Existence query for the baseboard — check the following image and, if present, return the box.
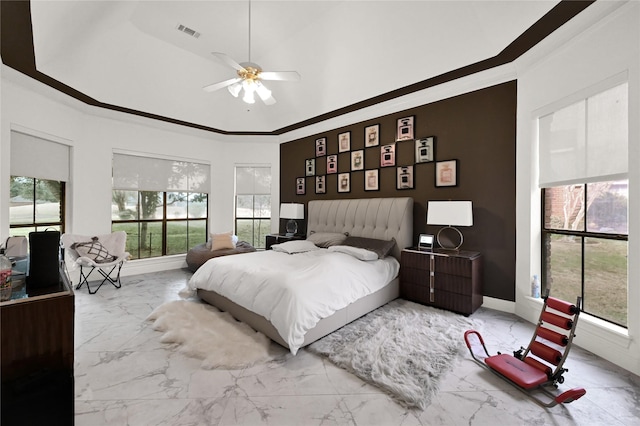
[482,296,515,313]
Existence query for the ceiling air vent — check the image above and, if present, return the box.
[176,24,201,39]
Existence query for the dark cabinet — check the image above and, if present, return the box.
[1,269,75,425]
[400,248,483,315]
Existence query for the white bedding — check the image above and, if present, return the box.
[188,249,399,354]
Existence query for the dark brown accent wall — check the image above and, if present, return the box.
[280,81,517,301]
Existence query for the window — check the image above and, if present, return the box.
[235,166,271,249]
[111,153,210,259]
[539,81,628,327]
[9,177,65,236]
[9,131,69,237]
[542,181,628,326]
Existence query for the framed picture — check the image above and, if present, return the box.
[305,158,315,176]
[315,137,326,157]
[327,154,338,174]
[351,150,364,171]
[365,124,380,147]
[396,116,414,141]
[315,175,326,194]
[435,159,458,187]
[380,144,395,167]
[338,173,350,193]
[415,137,435,163]
[338,131,351,153]
[365,169,379,191]
[396,165,414,190]
[296,177,306,195]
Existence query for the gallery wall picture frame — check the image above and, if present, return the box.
[380,144,396,167]
[296,177,306,195]
[396,165,414,190]
[338,173,351,193]
[305,158,316,176]
[327,154,338,174]
[415,136,435,163]
[365,169,379,191]
[435,159,458,187]
[351,150,364,171]
[315,137,327,157]
[315,175,326,194]
[338,131,351,153]
[396,116,414,141]
[365,124,380,147]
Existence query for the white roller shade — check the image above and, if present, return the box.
[113,153,210,193]
[235,166,271,195]
[538,82,628,187]
[11,131,70,182]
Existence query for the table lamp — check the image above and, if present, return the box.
[280,203,304,236]
[426,201,473,250]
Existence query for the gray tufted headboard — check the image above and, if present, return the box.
[306,197,414,260]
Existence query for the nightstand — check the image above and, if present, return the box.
[400,248,483,315]
[265,234,305,250]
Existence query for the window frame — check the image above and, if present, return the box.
[9,176,66,235]
[111,190,208,259]
[541,183,628,327]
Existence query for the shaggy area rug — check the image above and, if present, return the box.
[308,299,478,410]
[147,300,284,369]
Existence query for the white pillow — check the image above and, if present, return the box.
[271,240,320,254]
[328,245,378,261]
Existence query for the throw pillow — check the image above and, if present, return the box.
[71,237,116,264]
[342,236,396,259]
[211,232,236,251]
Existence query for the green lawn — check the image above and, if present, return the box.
[548,236,627,326]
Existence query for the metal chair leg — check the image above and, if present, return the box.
[75,263,124,294]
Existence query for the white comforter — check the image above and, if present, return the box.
[188,249,399,354]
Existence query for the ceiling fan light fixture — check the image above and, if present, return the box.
[255,81,272,101]
[228,82,242,97]
[242,80,256,104]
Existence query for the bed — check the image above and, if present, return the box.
[188,197,413,354]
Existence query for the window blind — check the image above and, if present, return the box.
[235,166,271,195]
[538,82,628,187]
[112,152,210,193]
[11,131,70,182]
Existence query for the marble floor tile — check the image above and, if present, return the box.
[74,268,640,425]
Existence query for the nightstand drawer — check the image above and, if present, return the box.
[400,282,478,315]
[400,268,474,296]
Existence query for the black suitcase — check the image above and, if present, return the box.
[28,230,60,288]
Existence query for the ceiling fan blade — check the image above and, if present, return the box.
[202,77,241,92]
[211,52,245,72]
[260,71,301,81]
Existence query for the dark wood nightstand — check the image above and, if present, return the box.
[265,234,306,250]
[400,248,483,315]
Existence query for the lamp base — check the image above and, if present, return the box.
[436,226,464,251]
[285,219,298,237]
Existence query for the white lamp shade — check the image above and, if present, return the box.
[280,203,304,220]
[427,201,473,226]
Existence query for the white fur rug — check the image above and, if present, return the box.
[308,299,479,410]
[147,300,283,369]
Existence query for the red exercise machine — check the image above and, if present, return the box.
[464,290,586,408]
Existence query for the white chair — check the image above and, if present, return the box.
[61,231,129,294]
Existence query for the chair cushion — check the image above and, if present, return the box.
[485,354,548,389]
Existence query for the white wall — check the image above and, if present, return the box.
[0,66,280,276]
[515,1,640,375]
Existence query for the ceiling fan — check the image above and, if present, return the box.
[202,2,301,105]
